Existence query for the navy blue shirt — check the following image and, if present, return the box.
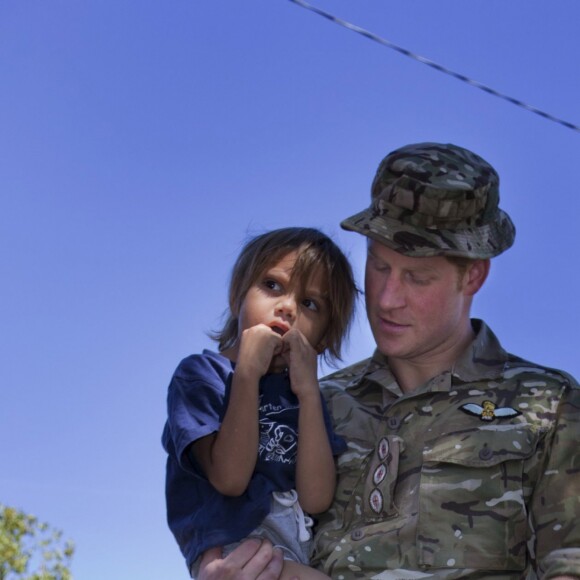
[162,350,346,569]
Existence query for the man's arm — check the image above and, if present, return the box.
[532,379,580,578]
[197,540,284,580]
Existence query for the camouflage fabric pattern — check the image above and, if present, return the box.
[341,143,516,258]
[311,320,580,579]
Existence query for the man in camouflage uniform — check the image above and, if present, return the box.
[197,142,580,580]
[311,142,580,579]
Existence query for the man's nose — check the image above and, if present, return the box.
[377,276,406,309]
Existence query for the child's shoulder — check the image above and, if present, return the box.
[173,349,233,382]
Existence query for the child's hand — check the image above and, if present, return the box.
[281,328,319,399]
[236,324,284,379]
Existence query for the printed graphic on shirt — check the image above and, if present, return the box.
[258,407,298,464]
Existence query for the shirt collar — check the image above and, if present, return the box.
[451,319,509,383]
[345,319,508,394]
[346,350,403,399]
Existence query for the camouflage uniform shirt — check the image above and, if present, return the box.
[312,320,580,579]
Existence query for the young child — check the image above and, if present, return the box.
[162,227,357,579]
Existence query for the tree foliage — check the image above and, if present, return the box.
[0,505,74,580]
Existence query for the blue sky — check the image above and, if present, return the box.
[1,1,579,578]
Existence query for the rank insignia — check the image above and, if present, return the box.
[369,488,384,514]
[460,400,521,422]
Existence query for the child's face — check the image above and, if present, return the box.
[234,250,330,360]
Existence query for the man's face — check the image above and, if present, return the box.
[365,241,472,363]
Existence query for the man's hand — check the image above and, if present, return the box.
[198,539,284,580]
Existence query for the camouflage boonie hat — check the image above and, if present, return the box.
[341,142,516,258]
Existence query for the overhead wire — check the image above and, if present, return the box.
[287,0,580,134]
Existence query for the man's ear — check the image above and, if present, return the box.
[463,259,490,296]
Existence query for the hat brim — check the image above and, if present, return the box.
[341,208,515,259]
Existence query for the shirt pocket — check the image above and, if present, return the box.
[417,425,538,571]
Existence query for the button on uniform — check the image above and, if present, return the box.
[387,416,401,431]
[479,446,493,460]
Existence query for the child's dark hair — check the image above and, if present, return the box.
[212,227,358,364]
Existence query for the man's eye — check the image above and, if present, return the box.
[410,275,430,286]
[302,298,319,312]
[371,260,390,273]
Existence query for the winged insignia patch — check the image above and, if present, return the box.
[460,400,521,422]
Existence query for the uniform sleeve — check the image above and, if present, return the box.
[164,355,229,472]
[531,380,580,578]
